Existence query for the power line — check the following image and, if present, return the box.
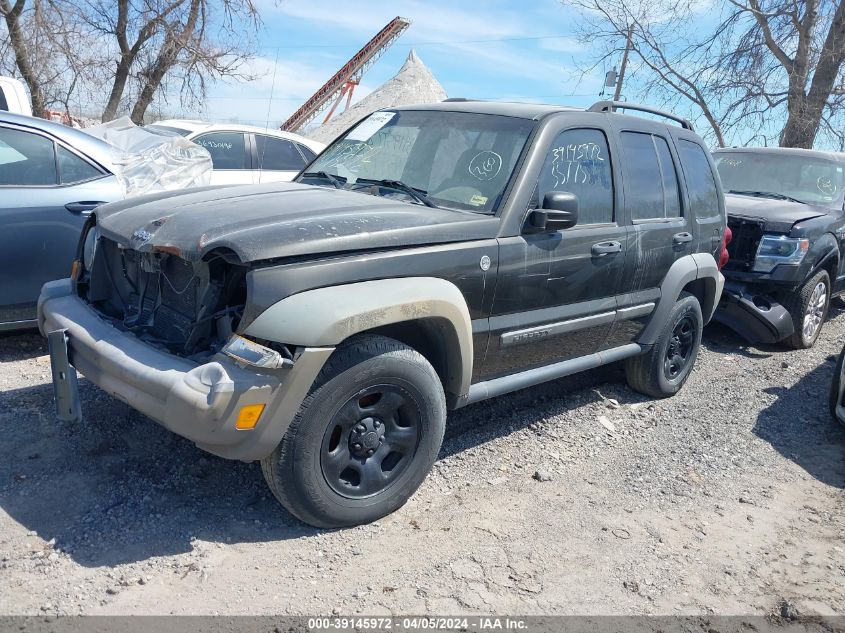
[202,93,597,101]
[258,34,571,50]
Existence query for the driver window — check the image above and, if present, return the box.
[537,128,614,225]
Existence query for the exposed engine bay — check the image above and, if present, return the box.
[79,234,249,360]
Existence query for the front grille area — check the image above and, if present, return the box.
[725,217,764,272]
[84,238,248,357]
[120,248,203,344]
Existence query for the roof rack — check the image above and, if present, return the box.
[588,100,694,131]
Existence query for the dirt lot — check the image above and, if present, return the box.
[0,312,843,617]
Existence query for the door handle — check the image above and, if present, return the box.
[591,241,622,256]
[673,232,694,245]
[65,201,104,216]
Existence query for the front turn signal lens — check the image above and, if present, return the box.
[236,404,265,430]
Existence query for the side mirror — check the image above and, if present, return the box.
[526,192,579,232]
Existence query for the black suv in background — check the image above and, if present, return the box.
[713,147,845,348]
[40,100,727,527]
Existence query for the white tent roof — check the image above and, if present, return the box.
[308,50,447,144]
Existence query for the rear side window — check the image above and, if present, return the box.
[194,132,248,170]
[537,128,614,225]
[654,137,682,217]
[255,134,306,171]
[57,145,102,184]
[0,127,57,186]
[620,131,682,220]
[678,139,720,218]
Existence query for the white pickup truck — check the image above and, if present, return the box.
[0,76,32,116]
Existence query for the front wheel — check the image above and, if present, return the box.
[625,292,703,398]
[829,345,845,428]
[785,270,830,349]
[261,335,446,529]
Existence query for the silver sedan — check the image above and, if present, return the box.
[0,112,123,330]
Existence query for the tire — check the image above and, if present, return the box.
[828,345,845,428]
[625,292,703,399]
[785,270,830,350]
[260,334,446,529]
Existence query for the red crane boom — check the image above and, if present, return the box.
[280,16,411,133]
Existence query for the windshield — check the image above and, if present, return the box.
[299,110,535,213]
[714,151,845,206]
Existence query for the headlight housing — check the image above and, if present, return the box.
[82,226,99,272]
[221,335,290,369]
[753,235,809,273]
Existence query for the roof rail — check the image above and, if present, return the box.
[588,100,694,131]
[443,97,474,102]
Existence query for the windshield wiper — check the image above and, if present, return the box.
[356,178,438,208]
[728,190,806,204]
[301,171,345,189]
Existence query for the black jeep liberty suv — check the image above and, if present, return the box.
[713,147,845,349]
[39,100,727,528]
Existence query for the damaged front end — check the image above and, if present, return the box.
[712,280,794,344]
[37,216,334,461]
[78,219,253,362]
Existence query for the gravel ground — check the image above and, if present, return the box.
[0,312,843,617]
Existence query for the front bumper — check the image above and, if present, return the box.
[38,279,333,461]
[712,280,794,344]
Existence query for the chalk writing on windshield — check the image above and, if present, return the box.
[818,176,837,196]
[468,151,503,181]
[320,141,379,173]
[319,130,416,174]
[550,142,607,188]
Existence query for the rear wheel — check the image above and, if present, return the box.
[785,270,830,349]
[261,335,446,528]
[625,292,703,398]
[829,345,845,428]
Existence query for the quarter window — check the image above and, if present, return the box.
[57,145,102,184]
[620,131,682,221]
[678,139,720,218]
[537,128,614,225]
[193,132,248,170]
[255,135,306,171]
[298,144,316,163]
[0,127,57,186]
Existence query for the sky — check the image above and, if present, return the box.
[174,0,612,130]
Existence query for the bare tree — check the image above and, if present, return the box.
[568,0,730,146]
[79,0,185,122]
[1,0,260,124]
[567,0,845,148]
[724,0,845,148]
[78,0,260,123]
[0,0,99,118]
[131,0,259,123]
[1,0,48,115]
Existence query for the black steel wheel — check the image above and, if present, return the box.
[320,385,421,499]
[664,315,696,380]
[261,335,446,529]
[626,292,703,399]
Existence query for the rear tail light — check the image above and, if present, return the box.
[718,225,732,270]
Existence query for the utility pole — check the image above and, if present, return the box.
[613,25,634,101]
